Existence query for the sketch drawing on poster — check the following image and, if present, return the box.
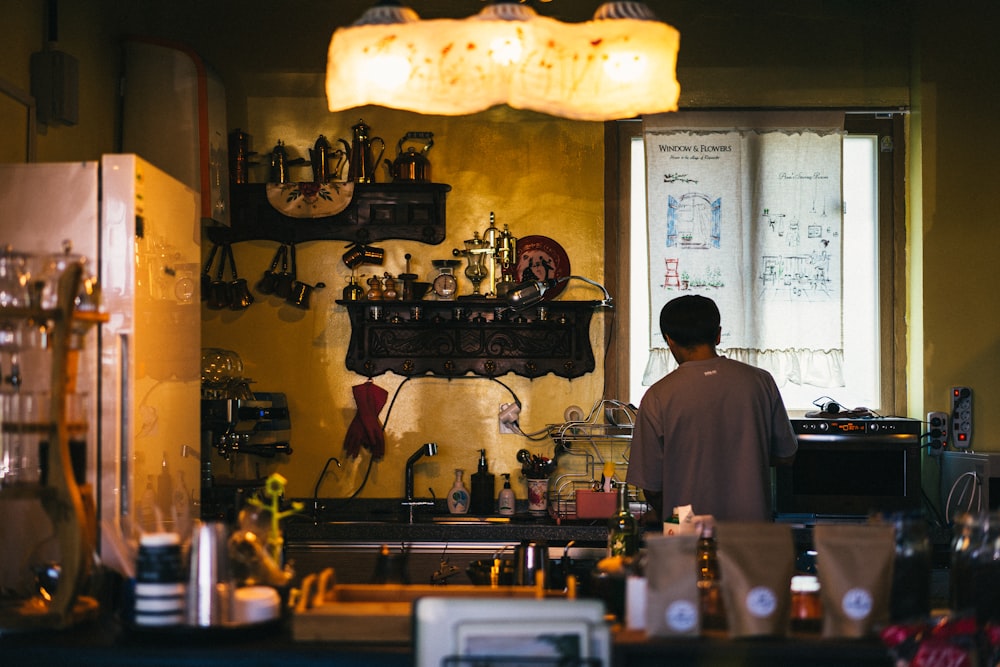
[661,192,725,291]
[645,127,841,356]
[758,207,837,301]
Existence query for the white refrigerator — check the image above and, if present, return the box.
[0,154,201,560]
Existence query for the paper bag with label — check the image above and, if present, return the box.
[813,523,894,638]
[715,522,794,638]
[645,534,701,637]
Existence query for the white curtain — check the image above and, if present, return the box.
[641,112,845,388]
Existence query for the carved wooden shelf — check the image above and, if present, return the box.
[207,182,450,245]
[336,299,599,379]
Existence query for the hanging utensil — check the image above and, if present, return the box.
[201,243,222,301]
[284,244,325,310]
[206,245,231,310]
[274,243,295,300]
[227,245,254,310]
[256,244,286,295]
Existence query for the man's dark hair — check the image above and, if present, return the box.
[659,295,721,347]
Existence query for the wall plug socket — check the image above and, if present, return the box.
[927,411,948,457]
[498,402,520,435]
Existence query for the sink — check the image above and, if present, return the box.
[429,516,511,525]
[295,498,515,525]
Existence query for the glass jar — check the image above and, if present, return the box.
[950,511,1000,623]
[790,574,822,633]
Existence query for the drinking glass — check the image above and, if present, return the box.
[0,391,48,486]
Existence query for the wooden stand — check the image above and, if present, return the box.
[0,265,106,630]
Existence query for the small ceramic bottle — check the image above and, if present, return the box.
[447,469,470,514]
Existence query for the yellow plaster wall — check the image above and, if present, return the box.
[201,106,607,500]
[0,0,119,163]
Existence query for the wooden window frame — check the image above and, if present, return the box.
[603,113,906,414]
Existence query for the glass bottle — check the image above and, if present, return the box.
[950,511,1000,623]
[888,512,932,622]
[342,275,363,301]
[697,522,726,630]
[607,481,638,558]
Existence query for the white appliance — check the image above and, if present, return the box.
[0,154,201,558]
[939,450,1000,520]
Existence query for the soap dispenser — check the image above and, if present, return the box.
[470,448,495,515]
[447,469,470,514]
[498,473,516,516]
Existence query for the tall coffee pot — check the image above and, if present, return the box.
[347,119,385,184]
[310,135,351,182]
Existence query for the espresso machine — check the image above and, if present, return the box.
[200,390,292,520]
[199,348,293,519]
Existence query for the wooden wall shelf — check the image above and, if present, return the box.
[206,182,450,245]
[337,299,599,379]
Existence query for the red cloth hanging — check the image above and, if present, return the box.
[343,381,388,460]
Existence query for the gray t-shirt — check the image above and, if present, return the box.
[626,356,798,521]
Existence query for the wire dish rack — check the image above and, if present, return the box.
[547,400,642,524]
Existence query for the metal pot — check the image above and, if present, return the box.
[371,544,409,584]
[514,540,549,586]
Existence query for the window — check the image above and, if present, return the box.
[604,113,905,414]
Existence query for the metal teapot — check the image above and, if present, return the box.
[384,131,434,182]
[347,118,385,184]
[309,134,350,182]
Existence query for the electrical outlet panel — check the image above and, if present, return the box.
[951,386,973,449]
[498,402,520,435]
[927,411,948,455]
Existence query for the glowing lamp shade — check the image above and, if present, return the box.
[512,15,680,121]
[326,2,680,121]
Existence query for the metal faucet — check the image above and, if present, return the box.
[403,442,438,521]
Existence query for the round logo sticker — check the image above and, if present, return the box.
[745,586,777,618]
[666,600,698,632]
[842,587,873,620]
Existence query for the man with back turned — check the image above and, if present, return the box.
[626,295,797,522]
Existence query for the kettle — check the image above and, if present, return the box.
[347,118,385,184]
[309,134,351,182]
[384,131,434,182]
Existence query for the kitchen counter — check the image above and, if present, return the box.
[284,509,609,546]
[283,500,611,586]
[0,616,894,667]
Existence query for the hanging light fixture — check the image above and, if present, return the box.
[325,0,680,121]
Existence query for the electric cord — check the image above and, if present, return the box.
[510,421,559,441]
[944,471,982,522]
[312,456,342,500]
[512,307,617,439]
[920,485,948,530]
[384,375,522,428]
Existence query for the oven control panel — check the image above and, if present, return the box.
[792,418,922,437]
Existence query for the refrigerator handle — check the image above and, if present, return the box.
[118,332,131,523]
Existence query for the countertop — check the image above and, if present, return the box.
[0,615,894,667]
[284,498,611,547]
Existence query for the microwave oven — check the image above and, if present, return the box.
[773,418,923,522]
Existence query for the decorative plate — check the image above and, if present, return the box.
[514,235,571,300]
[265,180,355,218]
